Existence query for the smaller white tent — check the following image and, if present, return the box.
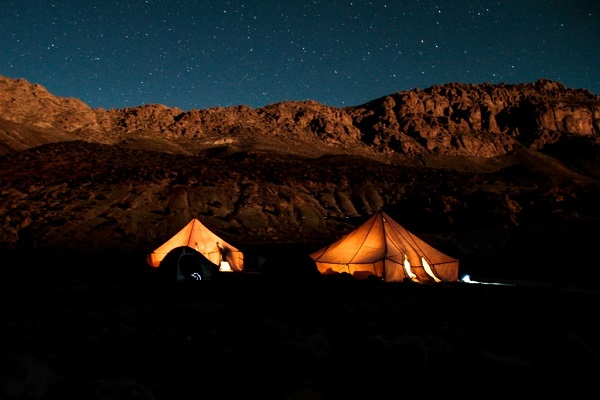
[146,218,244,272]
[310,211,459,283]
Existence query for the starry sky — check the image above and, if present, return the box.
[1,1,598,111]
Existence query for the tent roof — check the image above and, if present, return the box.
[310,211,459,283]
[146,218,244,271]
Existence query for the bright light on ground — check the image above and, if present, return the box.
[461,274,514,286]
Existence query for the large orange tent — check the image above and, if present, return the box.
[146,218,244,272]
[309,211,458,283]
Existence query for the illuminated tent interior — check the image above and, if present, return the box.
[146,218,244,272]
[310,211,459,283]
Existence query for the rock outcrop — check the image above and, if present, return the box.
[1,75,599,161]
[1,75,599,281]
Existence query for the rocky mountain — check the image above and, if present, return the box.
[1,75,599,282]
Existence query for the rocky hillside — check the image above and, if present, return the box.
[1,75,599,281]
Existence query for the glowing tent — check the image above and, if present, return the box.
[146,218,244,272]
[309,211,459,283]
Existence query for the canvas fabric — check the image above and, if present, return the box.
[310,211,458,283]
[147,218,244,271]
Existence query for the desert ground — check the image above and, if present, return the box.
[1,249,599,400]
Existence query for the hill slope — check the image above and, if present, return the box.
[1,75,599,282]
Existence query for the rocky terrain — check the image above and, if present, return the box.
[1,75,600,399]
[1,75,599,282]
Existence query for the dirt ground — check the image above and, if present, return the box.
[1,253,599,400]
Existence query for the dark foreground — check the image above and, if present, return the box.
[1,254,599,399]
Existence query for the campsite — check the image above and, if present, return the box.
[2,228,599,399]
[1,76,600,399]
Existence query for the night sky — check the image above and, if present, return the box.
[1,1,598,111]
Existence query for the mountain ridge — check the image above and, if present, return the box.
[1,75,599,164]
[1,75,599,282]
